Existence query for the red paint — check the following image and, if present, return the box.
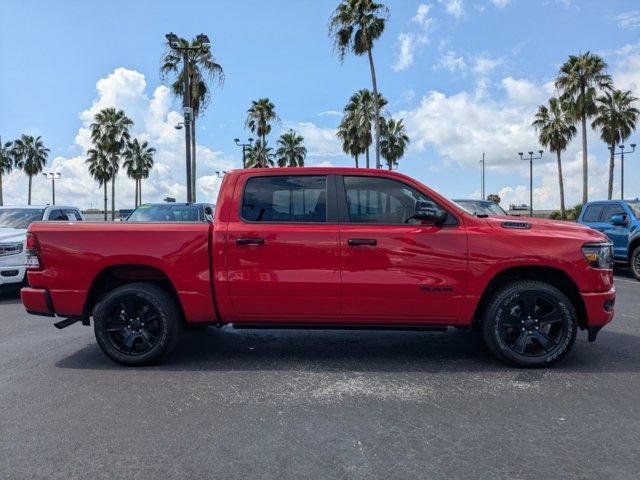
[22,168,615,331]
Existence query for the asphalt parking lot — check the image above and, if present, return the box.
[1,272,639,480]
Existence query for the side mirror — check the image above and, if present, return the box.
[203,206,214,222]
[414,200,447,225]
[610,214,627,226]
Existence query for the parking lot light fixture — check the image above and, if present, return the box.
[519,150,543,217]
[234,138,254,168]
[42,172,61,205]
[611,143,636,199]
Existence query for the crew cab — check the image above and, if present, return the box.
[577,199,640,281]
[21,168,615,367]
[0,205,83,286]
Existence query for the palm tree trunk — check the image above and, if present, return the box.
[607,144,615,200]
[134,178,139,208]
[103,183,108,221]
[138,179,142,205]
[367,47,381,170]
[111,177,116,221]
[365,146,370,169]
[354,154,359,168]
[28,175,32,205]
[191,119,197,202]
[556,150,566,219]
[581,114,588,205]
[0,172,3,206]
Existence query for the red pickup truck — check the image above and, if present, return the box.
[21,168,615,367]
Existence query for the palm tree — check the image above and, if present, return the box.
[380,118,409,170]
[329,0,388,169]
[245,139,274,168]
[275,130,306,167]
[160,36,224,200]
[341,89,387,168]
[532,97,577,219]
[123,138,156,207]
[86,146,111,221]
[246,98,277,144]
[591,89,639,199]
[13,135,49,205]
[0,137,14,206]
[90,108,133,220]
[337,117,363,167]
[555,52,612,203]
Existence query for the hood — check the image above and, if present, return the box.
[0,227,27,244]
[483,216,608,243]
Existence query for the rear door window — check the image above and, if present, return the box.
[242,176,327,223]
[64,210,82,221]
[582,205,604,223]
[48,209,67,221]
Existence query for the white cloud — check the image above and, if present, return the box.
[3,68,236,209]
[434,50,467,72]
[489,0,511,8]
[412,4,433,27]
[393,4,434,72]
[282,121,343,157]
[472,53,504,75]
[614,11,640,29]
[438,0,464,19]
[317,110,342,117]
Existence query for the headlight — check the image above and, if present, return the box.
[0,242,24,257]
[582,243,613,269]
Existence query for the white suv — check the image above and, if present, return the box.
[0,205,84,286]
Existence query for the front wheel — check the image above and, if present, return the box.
[631,246,640,281]
[481,280,577,368]
[93,283,180,366]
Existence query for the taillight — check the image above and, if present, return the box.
[25,233,42,270]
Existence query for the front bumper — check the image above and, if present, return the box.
[581,286,616,327]
[21,287,54,317]
[0,265,26,286]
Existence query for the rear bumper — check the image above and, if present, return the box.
[581,287,616,327]
[21,287,54,317]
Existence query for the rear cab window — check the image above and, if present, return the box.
[582,204,604,223]
[242,175,328,223]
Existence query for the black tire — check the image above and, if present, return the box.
[481,280,577,368]
[631,246,640,282]
[93,283,180,366]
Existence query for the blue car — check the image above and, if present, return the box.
[577,199,640,280]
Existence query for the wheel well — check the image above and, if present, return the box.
[474,266,587,329]
[83,265,185,323]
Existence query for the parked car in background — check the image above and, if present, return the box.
[22,168,615,368]
[453,199,508,217]
[577,200,640,281]
[0,206,83,286]
[125,203,214,222]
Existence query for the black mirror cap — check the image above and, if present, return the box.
[414,200,448,225]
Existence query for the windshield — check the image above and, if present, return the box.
[454,201,506,217]
[126,204,201,222]
[0,209,45,229]
[627,202,640,218]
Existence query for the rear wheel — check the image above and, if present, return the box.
[631,246,640,281]
[481,280,577,368]
[93,283,180,366]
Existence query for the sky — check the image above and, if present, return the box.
[1,0,640,210]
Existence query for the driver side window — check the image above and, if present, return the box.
[343,176,451,225]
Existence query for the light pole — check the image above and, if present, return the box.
[610,143,636,199]
[234,138,254,168]
[42,172,61,205]
[519,150,543,217]
[166,32,210,202]
[480,153,486,200]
